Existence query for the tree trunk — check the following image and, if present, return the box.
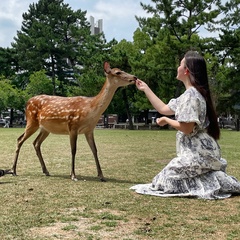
[237,118,239,131]
[51,54,56,95]
[122,89,134,130]
[143,109,149,125]
[10,108,14,127]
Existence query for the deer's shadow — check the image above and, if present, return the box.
[0,181,14,185]
[49,174,140,184]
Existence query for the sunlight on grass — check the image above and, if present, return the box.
[0,128,239,239]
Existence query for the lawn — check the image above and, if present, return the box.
[0,128,240,240]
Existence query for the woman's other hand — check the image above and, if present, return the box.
[156,117,168,126]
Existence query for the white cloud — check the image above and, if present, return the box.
[0,0,38,25]
[0,0,151,47]
[0,0,39,47]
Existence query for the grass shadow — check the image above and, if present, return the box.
[49,174,140,184]
[0,181,14,184]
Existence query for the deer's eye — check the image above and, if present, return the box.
[116,71,121,75]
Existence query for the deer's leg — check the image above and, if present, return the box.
[85,131,105,181]
[12,124,39,175]
[69,132,78,181]
[33,129,50,176]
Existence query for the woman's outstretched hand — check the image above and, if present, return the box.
[135,79,149,92]
[136,79,174,119]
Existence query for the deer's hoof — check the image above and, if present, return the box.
[100,177,106,182]
[71,175,78,181]
[10,169,17,176]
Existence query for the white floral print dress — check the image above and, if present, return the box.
[130,87,240,199]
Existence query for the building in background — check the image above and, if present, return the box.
[89,16,103,35]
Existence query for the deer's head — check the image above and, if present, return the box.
[104,62,137,87]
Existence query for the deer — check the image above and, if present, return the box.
[11,62,137,181]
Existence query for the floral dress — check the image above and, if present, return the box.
[130,87,240,199]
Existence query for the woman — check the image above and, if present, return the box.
[131,51,240,199]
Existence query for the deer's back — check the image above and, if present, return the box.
[26,95,97,134]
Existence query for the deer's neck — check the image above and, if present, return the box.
[92,78,118,114]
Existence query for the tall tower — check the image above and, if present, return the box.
[89,16,103,35]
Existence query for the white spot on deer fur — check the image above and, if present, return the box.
[73,116,80,120]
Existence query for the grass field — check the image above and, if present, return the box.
[0,128,240,240]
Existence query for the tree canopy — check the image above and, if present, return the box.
[130,0,240,119]
[12,0,108,96]
[0,0,240,126]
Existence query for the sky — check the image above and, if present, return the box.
[0,0,153,48]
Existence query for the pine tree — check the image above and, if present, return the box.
[13,0,92,96]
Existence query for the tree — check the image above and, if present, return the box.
[25,70,55,97]
[12,0,96,96]
[138,0,221,43]
[131,0,222,119]
[107,39,140,128]
[0,77,26,125]
[213,0,240,117]
[0,47,19,78]
[71,36,117,97]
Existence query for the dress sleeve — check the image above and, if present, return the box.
[167,98,177,112]
[176,91,201,125]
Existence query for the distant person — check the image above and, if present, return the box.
[219,116,224,129]
[131,51,240,199]
[4,121,9,128]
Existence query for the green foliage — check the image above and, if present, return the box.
[218,0,240,28]
[0,47,18,77]
[73,69,105,97]
[204,0,240,115]
[138,0,221,43]
[0,0,240,119]
[132,0,240,117]
[72,35,116,97]
[131,0,222,112]
[12,0,98,96]
[106,40,140,124]
[25,70,55,97]
[0,77,25,112]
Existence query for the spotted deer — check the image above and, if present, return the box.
[11,62,137,181]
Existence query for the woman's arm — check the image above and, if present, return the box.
[157,117,195,135]
[136,79,174,116]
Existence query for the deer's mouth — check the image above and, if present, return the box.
[128,79,136,85]
[129,77,137,83]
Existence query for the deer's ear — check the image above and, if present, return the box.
[104,62,111,74]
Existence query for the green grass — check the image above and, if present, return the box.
[0,128,240,240]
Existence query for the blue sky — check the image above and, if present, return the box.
[0,0,152,48]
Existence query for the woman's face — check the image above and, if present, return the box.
[176,58,188,81]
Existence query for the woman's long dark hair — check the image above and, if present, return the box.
[184,51,220,140]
